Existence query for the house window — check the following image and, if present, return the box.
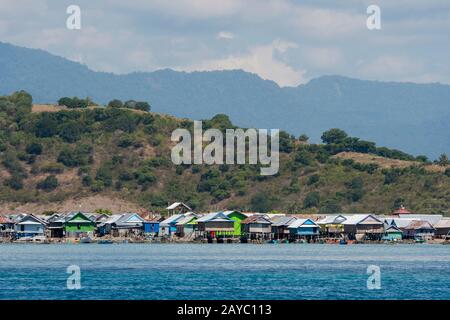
[21,225,25,231]
[77,223,81,230]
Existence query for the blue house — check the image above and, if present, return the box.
[143,219,160,235]
[288,218,320,240]
[160,213,192,236]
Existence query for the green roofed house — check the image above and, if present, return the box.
[64,211,95,238]
[197,212,235,239]
[223,210,248,237]
[382,225,403,241]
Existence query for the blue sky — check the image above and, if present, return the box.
[1,0,449,86]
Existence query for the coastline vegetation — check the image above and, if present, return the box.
[0,91,449,216]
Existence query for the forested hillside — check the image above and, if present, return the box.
[0,92,449,215]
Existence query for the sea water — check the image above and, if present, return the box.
[0,243,449,300]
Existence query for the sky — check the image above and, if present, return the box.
[0,0,449,87]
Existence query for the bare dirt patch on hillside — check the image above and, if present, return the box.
[0,195,149,215]
[333,152,448,172]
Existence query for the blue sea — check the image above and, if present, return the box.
[0,243,449,300]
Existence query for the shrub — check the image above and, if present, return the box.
[445,168,450,177]
[250,191,275,212]
[118,170,134,181]
[307,174,320,185]
[26,142,43,155]
[4,175,23,190]
[59,121,83,143]
[304,192,320,208]
[95,166,113,187]
[82,175,93,187]
[57,145,92,167]
[319,198,342,213]
[90,181,104,192]
[41,163,65,174]
[37,175,59,191]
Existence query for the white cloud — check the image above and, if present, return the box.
[303,47,343,69]
[217,31,234,40]
[111,0,244,18]
[357,55,424,80]
[181,40,306,87]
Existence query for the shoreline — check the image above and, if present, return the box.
[1,238,449,245]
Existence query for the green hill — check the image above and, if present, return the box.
[0,92,449,215]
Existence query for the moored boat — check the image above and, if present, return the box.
[80,236,93,243]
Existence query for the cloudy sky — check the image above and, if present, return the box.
[1,0,449,86]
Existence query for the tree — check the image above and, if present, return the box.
[416,155,428,163]
[321,128,348,144]
[134,101,151,111]
[295,149,314,165]
[319,198,342,213]
[34,113,58,137]
[250,191,275,212]
[303,192,320,208]
[298,134,309,142]
[124,100,137,109]
[37,175,58,191]
[438,153,449,166]
[57,97,72,107]
[57,97,88,108]
[107,99,123,108]
[279,131,294,153]
[59,121,83,143]
[26,142,43,155]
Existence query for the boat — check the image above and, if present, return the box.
[97,239,113,244]
[79,236,93,243]
[339,239,348,245]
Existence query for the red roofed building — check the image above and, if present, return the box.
[392,205,412,215]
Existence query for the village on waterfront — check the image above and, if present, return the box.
[1,202,449,245]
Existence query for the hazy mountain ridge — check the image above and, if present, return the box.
[1,41,449,158]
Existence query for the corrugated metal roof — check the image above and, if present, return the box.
[405,220,435,230]
[288,218,319,229]
[166,202,192,211]
[242,215,271,224]
[387,218,417,229]
[175,215,198,226]
[434,218,450,228]
[317,215,347,224]
[197,212,232,223]
[271,216,297,227]
[160,214,185,226]
[399,214,443,225]
[342,214,381,225]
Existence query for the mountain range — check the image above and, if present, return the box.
[0,41,449,158]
